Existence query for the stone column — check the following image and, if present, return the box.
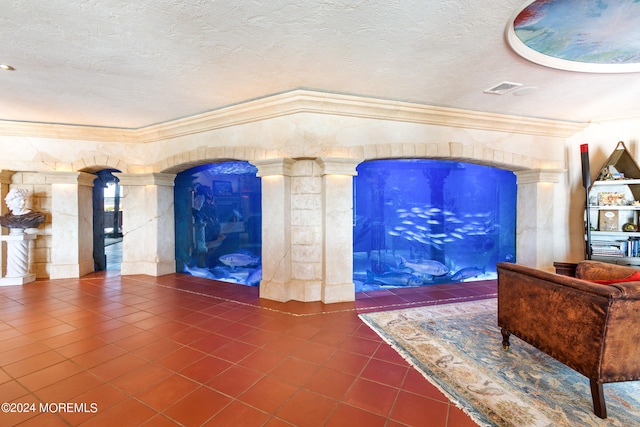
[0,170,15,276]
[254,158,294,302]
[515,169,564,271]
[317,158,360,303]
[46,171,96,279]
[116,173,176,276]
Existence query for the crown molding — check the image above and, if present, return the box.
[0,90,587,143]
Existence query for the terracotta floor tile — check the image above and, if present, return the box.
[211,339,258,362]
[290,341,335,364]
[390,390,449,427]
[155,345,206,371]
[134,374,200,412]
[91,352,149,381]
[238,376,297,413]
[361,358,409,388]
[238,347,289,374]
[179,355,233,384]
[71,344,128,369]
[34,371,104,403]
[206,365,262,397]
[275,389,338,427]
[188,332,234,353]
[325,403,387,427]
[110,362,173,394]
[17,360,84,391]
[402,368,449,402]
[269,357,319,386]
[303,366,356,400]
[342,378,399,417]
[164,386,232,426]
[322,349,369,376]
[203,400,270,427]
[55,383,128,426]
[339,335,381,357]
[4,350,67,378]
[447,405,481,427]
[77,398,156,427]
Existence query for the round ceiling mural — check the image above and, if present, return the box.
[506,0,640,73]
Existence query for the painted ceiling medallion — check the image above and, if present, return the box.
[506,0,640,73]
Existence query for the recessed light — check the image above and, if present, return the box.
[0,64,15,71]
[513,86,537,96]
[484,81,523,95]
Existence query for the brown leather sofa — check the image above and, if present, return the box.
[496,260,640,419]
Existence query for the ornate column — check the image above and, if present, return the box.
[0,170,14,277]
[254,158,294,302]
[317,158,360,303]
[46,171,96,279]
[116,173,176,276]
[515,169,565,271]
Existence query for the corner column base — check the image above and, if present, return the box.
[0,274,35,286]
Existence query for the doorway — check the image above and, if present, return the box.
[93,169,123,271]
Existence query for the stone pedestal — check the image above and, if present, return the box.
[0,229,37,286]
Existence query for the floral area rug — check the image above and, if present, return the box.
[359,299,640,427]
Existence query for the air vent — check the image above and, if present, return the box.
[484,81,523,95]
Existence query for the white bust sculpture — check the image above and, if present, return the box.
[0,189,46,229]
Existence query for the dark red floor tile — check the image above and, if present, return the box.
[179,355,233,384]
[134,374,200,412]
[275,389,338,427]
[76,398,156,427]
[323,349,369,376]
[206,365,263,397]
[361,358,409,388]
[390,390,449,427]
[203,400,270,427]
[401,369,449,402]
[238,376,297,413]
[155,346,206,371]
[303,366,356,400]
[3,350,66,378]
[325,403,387,427]
[164,386,232,426]
[109,362,173,394]
[447,405,481,427]
[268,357,319,386]
[342,378,399,417]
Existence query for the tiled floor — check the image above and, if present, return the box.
[0,272,496,426]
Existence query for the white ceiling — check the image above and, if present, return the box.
[2,0,640,130]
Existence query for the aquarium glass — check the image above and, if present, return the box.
[353,159,516,292]
[174,161,262,286]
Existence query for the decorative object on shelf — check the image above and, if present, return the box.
[598,192,626,206]
[622,223,637,232]
[598,210,619,231]
[0,189,46,286]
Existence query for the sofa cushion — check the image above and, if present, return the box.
[592,271,640,285]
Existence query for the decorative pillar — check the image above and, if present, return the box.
[515,169,564,271]
[46,172,96,279]
[317,158,360,303]
[0,170,15,277]
[116,173,176,276]
[254,159,294,302]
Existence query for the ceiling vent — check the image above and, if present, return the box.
[484,81,523,95]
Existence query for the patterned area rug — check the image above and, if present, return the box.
[359,299,640,427]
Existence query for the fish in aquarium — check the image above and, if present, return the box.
[219,252,260,268]
[450,266,485,281]
[182,263,217,280]
[365,270,423,287]
[398,257,449,276]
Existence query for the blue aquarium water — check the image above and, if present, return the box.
[174,161,262,286]
[353,159,516,292]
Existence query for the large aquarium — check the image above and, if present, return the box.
[353,159,516,292]
[174,161,262,286]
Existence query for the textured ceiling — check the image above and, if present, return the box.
[2,0,640,129]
